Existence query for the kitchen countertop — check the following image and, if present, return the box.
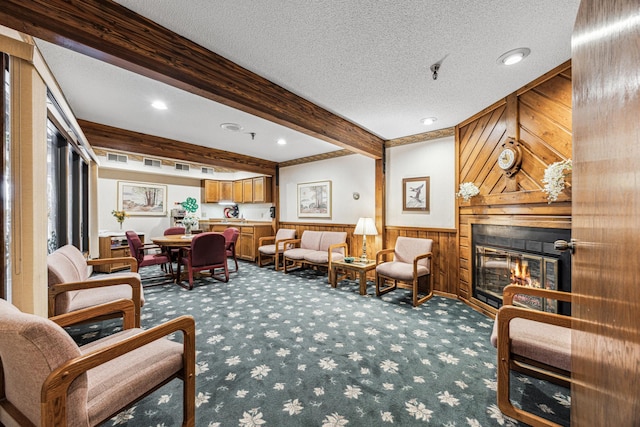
[199,219,273,226]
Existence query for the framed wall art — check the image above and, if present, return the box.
[402,176,430,212]
[297,180,332,218]
[118,181,167,216]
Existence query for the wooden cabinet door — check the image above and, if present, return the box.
[243,179,253,203]
[252,176,272,203]
[232,180,243,203]
[203,180,220,203]
[220,181,233,201]
[238,232,254,261]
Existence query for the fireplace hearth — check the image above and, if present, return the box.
[472,224,571,314]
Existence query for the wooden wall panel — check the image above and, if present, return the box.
[456,61,573,313]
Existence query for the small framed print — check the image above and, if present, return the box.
[402,177,430,212]
[297,180,331,218]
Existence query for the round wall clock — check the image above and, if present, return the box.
[497,139,522,176]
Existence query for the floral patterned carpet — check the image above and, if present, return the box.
[71,262,570,426]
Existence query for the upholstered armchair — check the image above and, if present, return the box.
[375,236,434,306]
[0,298,195,427]
[491,284,572,427]
[179,232,229,289]
[126,230,173,280]
[47,244,144,327]
[222,227,240,273]
[257,228,297,270]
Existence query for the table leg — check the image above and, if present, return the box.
[359,271,367,295]
[330,265,337,288]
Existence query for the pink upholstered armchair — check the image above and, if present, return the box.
[258,228,297,270]
[375,236,434,306]
[179,232,229,289]
[222,227,240,273]
[47,244,144,327]
[0,298,195,427]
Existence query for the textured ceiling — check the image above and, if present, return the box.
[35,0,581,163]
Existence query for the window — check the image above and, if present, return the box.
[1,53,10,300]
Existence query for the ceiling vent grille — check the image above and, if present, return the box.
[201,167,214,175]
[144,158,161,168]
[107,153,128,163]
[175,163,190,172]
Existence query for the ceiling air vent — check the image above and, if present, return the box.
[201,167,214,175]
[144,158,161,168]
[107,153,127,163]
[175,163,190,172]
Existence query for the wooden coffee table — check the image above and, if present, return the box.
[330,259,376,295]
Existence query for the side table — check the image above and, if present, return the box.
[330,259,376,295]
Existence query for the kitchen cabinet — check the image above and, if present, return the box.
[242,179,253,203]
[204,223,273,262]
[232,180,243,203]
[252,176,272,203]
[203,180,233,203]
[96,233,144,273]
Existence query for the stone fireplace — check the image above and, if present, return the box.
[471,224,571,315]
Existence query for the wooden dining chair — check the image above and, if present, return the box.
[126,231,173,285]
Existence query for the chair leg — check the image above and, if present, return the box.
[412,273,433,307]
[375,274,397,296]
[274,252,280,271]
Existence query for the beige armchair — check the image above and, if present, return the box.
[375,236,434,306]
[0,298,196,427]
[47,244,144,327]
[257,228,297,270]
[491,284,572,427]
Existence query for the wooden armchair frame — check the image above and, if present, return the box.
[496,284,572,427]
[257,235,295,270]
[48,264,143,328]
[0,299,196,427]
[375,248,433,307]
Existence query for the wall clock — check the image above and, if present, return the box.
[497,138,522,177]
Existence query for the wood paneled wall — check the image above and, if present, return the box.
[279,222,458,297]
[457,60,573,313]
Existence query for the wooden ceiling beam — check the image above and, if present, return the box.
[79,120,277,176]
[0,0,383,159]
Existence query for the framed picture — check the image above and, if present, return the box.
[402,177,430,212]
[298,180,332,218]
[118,181,167,216]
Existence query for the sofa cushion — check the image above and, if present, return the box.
[303,250,345,264]
[490,315,571,372]
[319,231,347,254]
[282,248,317,260]
[299,231,323,251]
[48,244,92,286]
[376,261,429,281]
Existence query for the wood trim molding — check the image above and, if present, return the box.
[0,0,383,159]
[80,120,277,176]
[386,127,455,148]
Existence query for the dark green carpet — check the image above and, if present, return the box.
[69,262,570,426]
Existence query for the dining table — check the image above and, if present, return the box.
[151,234,195,286]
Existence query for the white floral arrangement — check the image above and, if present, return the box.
[456,182,480,202]
[182,212,199,228]
[542,159,572,203]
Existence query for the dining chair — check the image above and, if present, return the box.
[126,230,173,285]
[222,227,240,273]
[375,236,434,306]
[179,232,229,289]
[0,298,195,427]
[163,226,186,266]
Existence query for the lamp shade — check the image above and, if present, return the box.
[354,217,378,236]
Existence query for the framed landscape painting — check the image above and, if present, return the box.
[298,180,332,218]
[118,181,167,216]
[402,176,430,212]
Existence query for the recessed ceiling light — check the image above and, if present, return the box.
[277,138,287,145]
[220,123,243,132]
[151,100,168,110]
[421,117,437,126]
[497,48,531,66]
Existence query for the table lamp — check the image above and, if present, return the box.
[354,217,378,262]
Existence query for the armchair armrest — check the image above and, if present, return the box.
[413,251,433,275]
[282,238,301,249]
[48,274,142,327]
[42,315,196,426]
[375,248,396,265]
[328,242,348,257]
[502,284,572,306]
[50,299,136,330]
[87,256,138,272]
[258,235,276,246]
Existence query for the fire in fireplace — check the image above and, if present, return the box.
[472,224,571,314]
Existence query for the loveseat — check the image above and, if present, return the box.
[282,230,347,275]
[47,244,144,327]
